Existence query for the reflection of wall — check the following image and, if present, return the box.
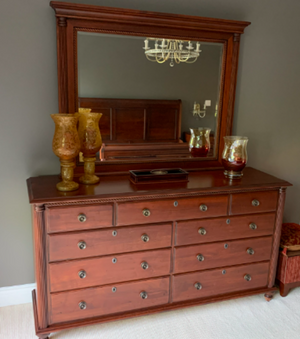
[78,33,222,139]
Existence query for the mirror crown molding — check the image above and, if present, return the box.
[50,1,250,34]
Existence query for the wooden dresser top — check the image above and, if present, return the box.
[27,167,291,204]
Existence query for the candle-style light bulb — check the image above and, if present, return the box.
[196,42,201,52]
[144,39,149,49]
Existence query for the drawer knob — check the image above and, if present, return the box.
[174,201,178,207]
[244,274,252,281]
[252,199,260,207]
[247,248,255,255]
[78,270,87,279]
[249,223,257,230]
[112,230,118,237]
[197,254,205,262]
[141,234,150,242]
[112,287,117,293]
[140,291,148,299]
[141,261,149,270]
[199,204,208,212]
[143,209,151,217]
[79,301,87,310]
[198,228,207,236]
[194,282,202,290]
[78,241,86,250]
[78,214,87,222]
[112,257,117,264]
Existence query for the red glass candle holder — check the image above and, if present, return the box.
[189,128,211,157]
[222,136,248,179]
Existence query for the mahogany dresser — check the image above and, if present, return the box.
[27,167,291,338]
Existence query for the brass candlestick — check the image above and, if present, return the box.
[51,113,80,191]
[77,108,102,184]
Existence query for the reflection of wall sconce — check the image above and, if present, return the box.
[192,100,211,118]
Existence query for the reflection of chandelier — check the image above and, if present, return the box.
[143,38,201,67]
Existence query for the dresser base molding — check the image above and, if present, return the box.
[32,287,277,337]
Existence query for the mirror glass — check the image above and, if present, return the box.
[77,32,224,162]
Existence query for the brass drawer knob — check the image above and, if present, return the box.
[141,261,149,270]
[198,228,207,235]
[78,214,87,222]
[79,301,87,310]
[244,274,252,281]
[197,254,205,262]
[194,282,202,290]
[78,241,86,250]
[141,234,150,242]
[143,209,151,217]
[140,291,148,299]
[252,199,260,207]
[249,223,257,230]
[199,204,208,212]
[247,248,255,255]
[78,270,87,279]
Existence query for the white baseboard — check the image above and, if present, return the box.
[0,283,36,307]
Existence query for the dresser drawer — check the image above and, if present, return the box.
[174,236,272,273]
[172,262,269,302]
[175,213,275,246]
[49,248,171,292]
[50,276,169,324]
[117,195,228,226]
[230,191,278,215]
[48,223,172,262]
[46,204,113,233]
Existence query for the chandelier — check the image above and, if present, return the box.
[143,38,201,67]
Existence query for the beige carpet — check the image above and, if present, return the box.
[1,289,300,339]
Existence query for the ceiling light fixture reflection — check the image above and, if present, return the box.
[143,38,201,67]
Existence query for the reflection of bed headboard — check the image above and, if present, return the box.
[79,98,182,143]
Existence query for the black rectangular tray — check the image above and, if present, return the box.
[129,168,189,185]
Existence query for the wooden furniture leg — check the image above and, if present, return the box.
[279,281,291,297]
[264,290,276,302]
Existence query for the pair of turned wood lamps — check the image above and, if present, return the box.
[51,109,102,191]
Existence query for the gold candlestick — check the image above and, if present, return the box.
[51,113,80,191]
[77,108,102,184]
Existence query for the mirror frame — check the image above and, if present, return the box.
[50,1,250,173]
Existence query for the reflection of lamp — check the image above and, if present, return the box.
[143,38,201,67]
[192,100,211,118]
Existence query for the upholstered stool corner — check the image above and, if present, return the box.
[276,223,300,296]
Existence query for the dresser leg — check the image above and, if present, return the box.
[264,291,275,302]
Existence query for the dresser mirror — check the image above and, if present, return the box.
[51,1,250,172]
[78,32,223,161]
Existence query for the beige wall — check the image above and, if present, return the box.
[0,0,299,287]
